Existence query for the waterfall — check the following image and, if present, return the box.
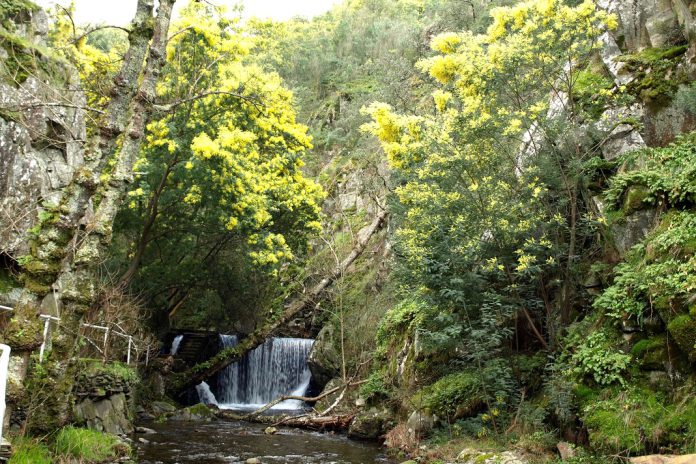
[170,334,184,355]
[195,381,219,407]
[217,335,314,410]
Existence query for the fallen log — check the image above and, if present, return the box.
[216,410,355,432]
[242,378,367,419]
[167,210,388,396]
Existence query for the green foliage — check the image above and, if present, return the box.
[54,426,125,461]
[375,298,422,347]
[7,438,51,464]
[76,359,139,385]
[566,329,631,386]
[0,28,67,85]
[674,82,696,115]
[595,135,696,343]
[0,266,19,293]
[360,370,389,400]
[108,3,326,326]
[572,69,616,119]
[0,0,38,29]
[630,335,667,369]
[604,134,696,209]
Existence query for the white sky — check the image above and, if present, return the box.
[34,0,340,25]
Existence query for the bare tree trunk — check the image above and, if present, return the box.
[167,209,388,396]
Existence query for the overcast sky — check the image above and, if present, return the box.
[34,0,340,25]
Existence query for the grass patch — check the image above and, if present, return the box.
[54,426,124,461]
[7,437,51,464]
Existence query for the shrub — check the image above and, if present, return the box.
[564,327,631,386]
[360,369,389,400]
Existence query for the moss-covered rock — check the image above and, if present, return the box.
[166,403,216,421]
[666,315,696,362]
[347,407,394,440]
[618,46,689,103]
[623,186,652,213]
[413,370,485,420]
[631,335,668,370]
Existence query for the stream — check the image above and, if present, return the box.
[135,419,394,463]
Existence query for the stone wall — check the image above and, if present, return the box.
[72,362,137,436]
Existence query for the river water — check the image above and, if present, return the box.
[136,419,393,463]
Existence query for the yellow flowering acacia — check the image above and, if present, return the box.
[363,0,615,348]
[419,0,615,134]
[123,2,325,278]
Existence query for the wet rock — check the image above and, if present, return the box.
[347,407,394,440]
[406,410,434,438]
[135,426,156,434]
[151,401,177,414]
[630,455,696,464]
[167,404,215,422]
[264,426,277,435]
[138,437,150,444]
[245,458,262,464]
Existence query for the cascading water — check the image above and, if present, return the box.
[171,334,184,355]
[196,381,219,407]
[216,335,314,410]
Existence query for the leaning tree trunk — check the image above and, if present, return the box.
[14,0,176,429]
[167,209,388,397]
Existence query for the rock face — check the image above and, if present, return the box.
[600,0,686,50]
[307,325,342,389]
[611,208,659,255]
[0,8,87,260]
